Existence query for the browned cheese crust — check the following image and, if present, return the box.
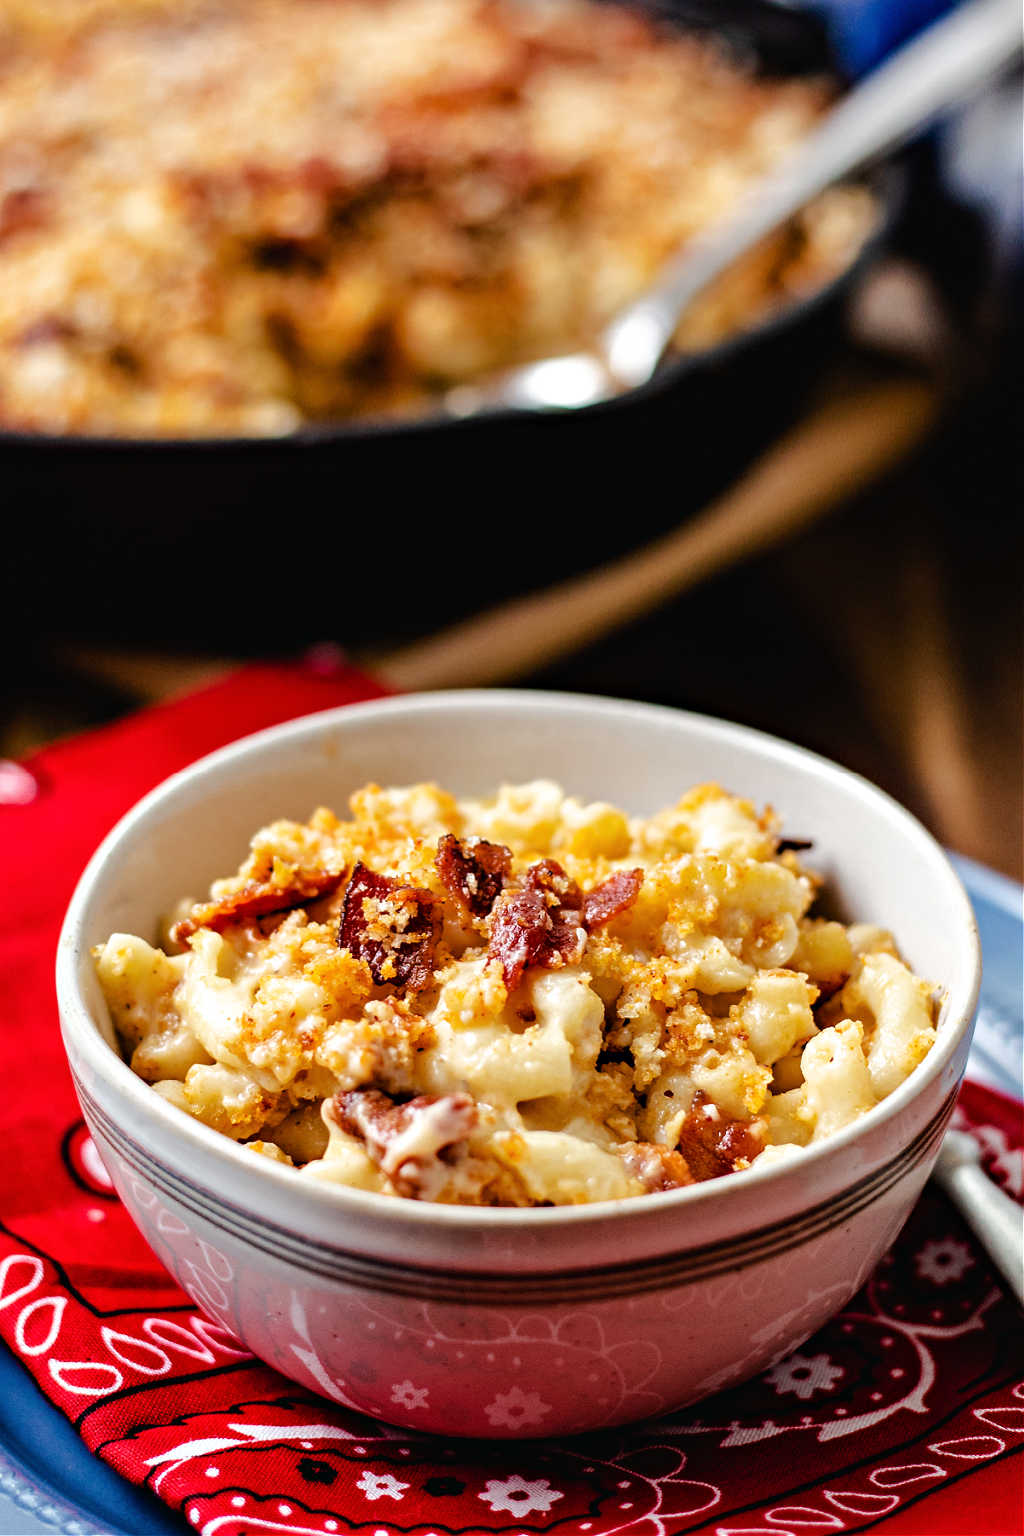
[0,0,874,436]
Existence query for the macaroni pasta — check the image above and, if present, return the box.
[94,780,939,1204]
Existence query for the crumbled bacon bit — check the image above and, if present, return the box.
[489,887,558,991]
[172,867,347,943]
[618,1141,695,1192]
[337,862,439,992]
[527,858,582,906]
[487,858,586,990]
[334,1087,477,1198]
[582,868,643,929]
[16,315,77,348]
[0,187,50,247]
[487,859,643,989]
[531,864,588,958]
[675,1091,765,1181]
[435,833,511,917]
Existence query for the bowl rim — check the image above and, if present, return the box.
[56,688,982,1235]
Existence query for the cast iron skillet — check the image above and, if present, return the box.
[1,0,902,650]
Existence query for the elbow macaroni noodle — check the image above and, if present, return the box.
[94,780,939,1205]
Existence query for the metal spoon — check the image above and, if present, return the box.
[932,1127,1024,1305]
[444,0,1022,417]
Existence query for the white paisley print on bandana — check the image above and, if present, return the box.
[355,1470,408,1502]
[479,1474,565,1516]
[764,1351,845,1401]
[916,1237,975,1286]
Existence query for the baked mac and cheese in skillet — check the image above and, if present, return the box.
[94,780,939,1205]
[0,0,875,435]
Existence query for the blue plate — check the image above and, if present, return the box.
[1,855,1019,1536]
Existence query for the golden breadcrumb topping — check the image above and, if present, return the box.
[95,779,938,1205]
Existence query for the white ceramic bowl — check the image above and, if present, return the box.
[56,691,981,1437]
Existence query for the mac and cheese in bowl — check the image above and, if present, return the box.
[94,780,938,1205]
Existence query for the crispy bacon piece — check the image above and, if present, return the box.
[487,858,587,990]
[0,187,50,248]
[618,1141,695,1192]
[337,862,439,992]
[172,867,346,943]
[675,1091,765,1182]
[527,858,582,904]
[435,833,511,917]
[582,867,643,929]
[16,315,77,348]
[619,1096,763,1193]
[487,859,644,989]
[334,1087,478,1199]
[488,886,558,991]
[531,861,589,958]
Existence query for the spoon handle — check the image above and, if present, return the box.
[932,1128,1024,1306]
[605,0,1023,386]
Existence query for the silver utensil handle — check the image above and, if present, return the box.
[933,1129,1024,1305]
[605,0,1023,385]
